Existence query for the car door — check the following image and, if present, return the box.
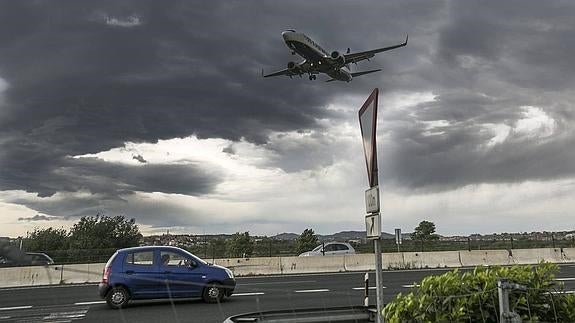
[335,243,351,255]
[158,250,205,297]
[323,243,338,256]
[122,250,159,298]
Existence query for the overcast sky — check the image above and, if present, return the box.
[1,0,574,238]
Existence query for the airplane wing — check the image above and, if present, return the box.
[262,68,292,78]
[262,60,317,78]
[325,69,382,82]
[343,35,408,65]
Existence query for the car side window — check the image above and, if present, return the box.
[160,251,191,267]
[125,251,154,266]
[337,244,349,251]
[324,244,337,252]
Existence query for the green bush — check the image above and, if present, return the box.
[383,262,575,322]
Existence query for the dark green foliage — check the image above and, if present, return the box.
[227,232,253,258]
[69,215,142,250]
[295,228,319,255]
[25,227,69,251]
[384,262,575,322]
[411,220,439,241]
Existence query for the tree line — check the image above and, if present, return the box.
[23,215,440,259]
[24,214,142,252]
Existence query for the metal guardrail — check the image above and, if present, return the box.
[223,306,377,323]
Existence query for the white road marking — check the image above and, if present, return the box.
[231,292,265,297]
[556,277,575,281]
[402,284,420,288]
[0,305,33,311]
[294,289,330,293]
[238,280,316,286]
[73,301,106,305]
[43,309,87,320]
[0,283,98,292]
[352,286,385,290]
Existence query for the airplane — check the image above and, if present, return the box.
[263,29,407,82]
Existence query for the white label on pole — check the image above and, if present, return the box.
[365,213,381,240]
[395,228,402,245]
[365,186,380,214]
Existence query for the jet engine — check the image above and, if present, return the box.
[330,51,346,65]
[287,61,301,73]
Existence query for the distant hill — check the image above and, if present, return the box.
[272,233,299,241]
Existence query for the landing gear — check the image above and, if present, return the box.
[308,74,317,81]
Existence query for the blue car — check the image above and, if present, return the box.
[98,246,235,309]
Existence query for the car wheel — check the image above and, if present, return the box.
[106,286,130,309]
[202,283,224,303]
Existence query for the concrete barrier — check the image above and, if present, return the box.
[511,248,562,265]
[1,248,574,288]
[344,254,374,272]
[214,257,281,276]
[460,250,514,267]
[0,265,61,287]
[60,263,106,284]
[559,247,575,262]
[383,253,406,269]
[402,251,462,269]
[280,255,346,274]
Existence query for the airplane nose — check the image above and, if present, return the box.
[282,29,295,40]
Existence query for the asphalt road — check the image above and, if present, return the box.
[0,265,574,322]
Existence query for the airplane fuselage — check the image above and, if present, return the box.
[282,30,352,82]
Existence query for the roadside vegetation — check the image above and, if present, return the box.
[383,262,575,322]
[11,219,575,264]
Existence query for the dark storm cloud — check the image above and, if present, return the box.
[1,153,221,198]
[373,0,575,191]
[382,92,575,191]
[1,0,575,223]
[0,0,338,206]
[18,215,53,222]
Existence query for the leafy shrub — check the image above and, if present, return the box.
[383,262,575,322]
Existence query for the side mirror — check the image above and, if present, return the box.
[185,259,198,268]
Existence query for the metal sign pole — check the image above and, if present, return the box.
[374,235,384,323]
[359,89,384,323]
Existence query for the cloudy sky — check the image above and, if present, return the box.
[1,0,574,238]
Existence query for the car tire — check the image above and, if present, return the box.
[106,286,130,309]
[202,283,224,303]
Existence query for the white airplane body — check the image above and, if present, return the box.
[263,30,407,82]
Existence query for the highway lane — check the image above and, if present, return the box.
[0,264,574,322]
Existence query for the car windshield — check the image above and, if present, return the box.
[1,1,574,322]
[179,249,208,265]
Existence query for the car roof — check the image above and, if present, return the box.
[116,245,185,253]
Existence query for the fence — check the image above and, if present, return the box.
[9,235,575,265]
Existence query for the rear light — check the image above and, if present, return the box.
[102,266,111,284]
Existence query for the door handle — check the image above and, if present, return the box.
[164,271,171,274]
[126,270,134,275]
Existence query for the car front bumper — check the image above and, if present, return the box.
[222,278,236,297]
[98,283,110,299]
